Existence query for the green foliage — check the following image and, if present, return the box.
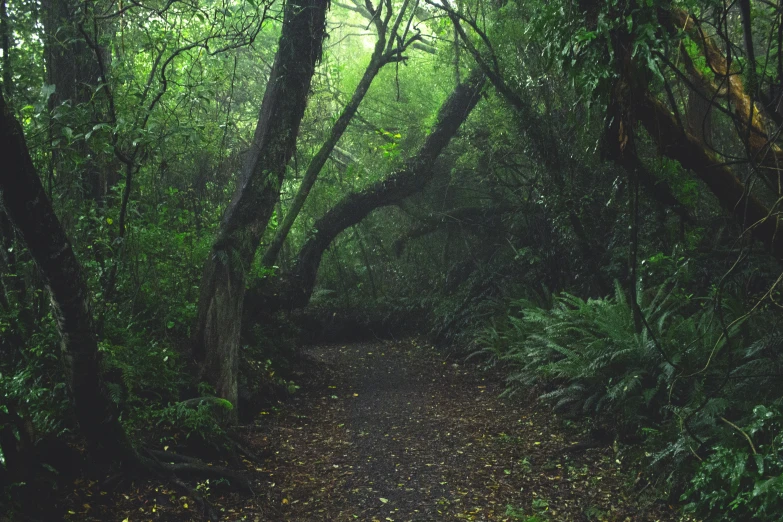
[504,503,548,521]
[155,395,233,450]
[477,282,687,428]
[4,0,783,518]
[0,324,71,439]
[478,279,783,514]
[683,405,783,521]
[522,0,667,110]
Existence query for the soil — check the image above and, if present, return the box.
[63,339,681,521]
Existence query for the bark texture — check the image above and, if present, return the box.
[667,8,781,172]
[273,68,486,308]
[193,0,329,414]
[0,91,135,467]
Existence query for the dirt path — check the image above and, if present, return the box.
[253,339,677,521]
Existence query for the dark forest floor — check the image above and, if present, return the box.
[64,339,681,521]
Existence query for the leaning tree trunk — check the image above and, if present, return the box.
[193,0,328,416]
[261,45,388,268]
[279,68,486,308]
[0,91,136,468]
[637,93,783,261]
[261,0,421,268]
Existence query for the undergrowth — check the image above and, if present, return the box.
[475,281,783,520]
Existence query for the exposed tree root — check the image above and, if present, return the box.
[227,432,272,463]
[95,448,258,521]
[146,449,254,493]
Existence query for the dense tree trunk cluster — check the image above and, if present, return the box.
[261,0,422,268]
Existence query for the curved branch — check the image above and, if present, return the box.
[249,69,485,311]
[638,93,783,261]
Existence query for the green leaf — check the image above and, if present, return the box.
[754,454,764,476]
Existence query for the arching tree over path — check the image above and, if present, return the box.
[261,0,424,268]
[247,68,486,312]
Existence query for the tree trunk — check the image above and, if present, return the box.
[668,8,782,172]
[281,69,486,308]
[261,51,387,268]
[261,0,419,267]
[193,0,329,416]
[1,0,12,97]
[637,93,783,261]
[0,91,136,468]
[686,89,713,148]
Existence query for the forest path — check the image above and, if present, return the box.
[250,339,676,521]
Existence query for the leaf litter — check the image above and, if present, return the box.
[256,339,679,521]
[61,339,680,521]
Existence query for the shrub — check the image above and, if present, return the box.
[683,405,783,521]
[476,280,783,513]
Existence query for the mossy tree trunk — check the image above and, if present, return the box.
[193,0,329,418]
[637,94,783,261]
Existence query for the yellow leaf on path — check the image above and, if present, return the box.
[379,497,388,503]
[282,498,289,505]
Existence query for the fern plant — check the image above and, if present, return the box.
[478,278,783,515]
